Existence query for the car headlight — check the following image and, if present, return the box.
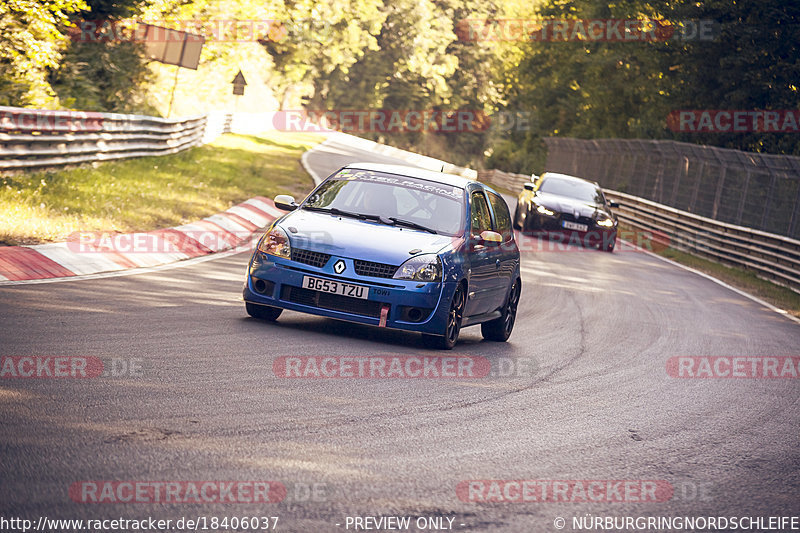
[257,226,291,258]
[393,254,442,282]
[536,205,555,216]
[596,217,615,228]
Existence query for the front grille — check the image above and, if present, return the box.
[291,248,330,268]
[560,213,594,225]
[281,286,384,318]
[354,259,398,279]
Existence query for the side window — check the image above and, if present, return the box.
[488,192,513,242]
[470,192,492,234]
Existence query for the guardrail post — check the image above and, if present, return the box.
[789,181,800,239]
[689,161,704,212]
[711,165,727,219]
[571,148,578,175]
[671,156,688,207]
[652,163,665,203]
[736,170,751,226]
[761,171,777,231]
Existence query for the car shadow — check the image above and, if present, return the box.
[239,314,516,354]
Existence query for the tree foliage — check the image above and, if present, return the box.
[2,0,797,164]
[492,0,800,172]
[0,0,87,107]
[50,0,151,113]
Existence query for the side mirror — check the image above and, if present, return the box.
[479,230,503,245]
[523,182,534,191]
[274,194,298,211]
[609,201,620,208]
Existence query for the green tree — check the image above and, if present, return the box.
[0,0,86,107]
[262,0,386,109]
[49,0,152,112]
[491,0,800,173]
[50,40,152,113]
[667,0,800,155]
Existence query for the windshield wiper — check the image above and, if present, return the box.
[387,217,438,234]
[303,205,381,221]
[303,207,437,233]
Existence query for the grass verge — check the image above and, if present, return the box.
[0,131,324,245]
[620,223,800,318]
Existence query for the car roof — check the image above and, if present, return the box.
[343,162,476,189]
[541,171,600,187]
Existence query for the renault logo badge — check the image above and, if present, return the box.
[333,260,346,274]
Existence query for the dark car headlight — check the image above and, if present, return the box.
[393,254,442,282]
[536,204,556,216]
[257,226,291,258]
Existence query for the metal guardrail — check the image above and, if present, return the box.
[543,137,800,240]
[6,106,795,291]
[479,167,800,292]
[605,190,800,291]
[0,107,207,171]
[0,107,479,179]
[478,169,531,192]
[326,131,478,180]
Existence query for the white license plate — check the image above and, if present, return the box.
[562,221,588,232]
[302,276,368,299]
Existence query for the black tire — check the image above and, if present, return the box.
[481,279,521,342]
[246,302,282,321]
[512,205,523,230]
[423,283,466,350]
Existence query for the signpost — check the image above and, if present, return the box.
[138,23,205,117]
[232,70,247,96]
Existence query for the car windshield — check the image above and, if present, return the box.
[539,177,603,204]
[302,169,466,236]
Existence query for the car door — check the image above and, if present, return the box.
[487,191,518,307]
[464,190,500,317]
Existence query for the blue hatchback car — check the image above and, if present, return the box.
[243,163,521,349]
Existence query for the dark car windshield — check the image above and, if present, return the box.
[539,177,603,204]
[303,169,466,236]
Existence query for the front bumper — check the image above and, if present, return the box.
[243,252,456,335]
[530,214,616,246]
